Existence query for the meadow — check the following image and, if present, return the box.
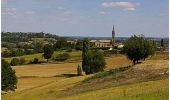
[2,52,168,100]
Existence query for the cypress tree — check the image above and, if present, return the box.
[82,38,90,74]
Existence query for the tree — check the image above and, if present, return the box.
[82,38,90,73]
[2,59,17,91]
[123,35,156,65]
[161,39,164,47]
[33,40,44,53]
[75,40,83,50]
[86,50,106,73]
[10,58,20,66]
[43,44,54,62]
[54,38,68,50]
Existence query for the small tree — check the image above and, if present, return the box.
[123,35,156,65]
[10,58,20,66]
[161,39,164,47]
[2,59,17,91]
[32,58,39,64]
[19,57,26,65]
[43,44,54,62]
[77,64,83,76]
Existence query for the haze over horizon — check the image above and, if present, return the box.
[2,0,168,38]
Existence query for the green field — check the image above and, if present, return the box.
[2,52,169,100]
[3,51,82,63]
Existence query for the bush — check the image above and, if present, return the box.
[91,47,110,50]
[19,58,26,65]
[111,49,118,54]
[66,48,73,52]
[54,53,70,61]
[32,58,39,64]
[2,59,17,91]
[77,64,83,76]
[10,58,20,66]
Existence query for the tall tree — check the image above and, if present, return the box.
[161,39,164,47]
[43,44,54,62]
[2,59,17,91]
[82,38,90,73]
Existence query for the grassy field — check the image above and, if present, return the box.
[2,52,168,100]
[3,51,82,63]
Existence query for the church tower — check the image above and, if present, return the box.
[112,25,115,48]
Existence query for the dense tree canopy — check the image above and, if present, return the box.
[123,35,156,64]
[43,44,54,62]
[2,59,17,91]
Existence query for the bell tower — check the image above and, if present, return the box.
[112,25,115,48]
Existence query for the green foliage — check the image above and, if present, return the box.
[161,39,164,47]
[85,50,106,74]
[10,58,20,66]
[91,47,110,50]
[66,48,73,52]
[25,49,35,55]
[123,35,156,64]
[53,53,70,61]
[32,58,39,64]
[54,38,68,50]
[2,59,17,91]
[84,65,131,81]
[33,40,44,53]
[19,57,26,65]
[43,44,54,62]
[82,38,90,73]
[75,40,83,50]
[77,64,83,76]
[2,49,11,57]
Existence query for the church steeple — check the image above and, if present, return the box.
[112,25,115,48]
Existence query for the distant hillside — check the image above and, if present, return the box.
[2,32,59,43]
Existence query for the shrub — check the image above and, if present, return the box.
[77,64,83,76]
[2,59,17,91]
[91,47,110,50]
[43,44,54,62]
[19,57,26,65]
[111,49,118,54]
[10,58,20,66]
[32,58,39,64]
[66,48,72,52]
[54,53,70,61]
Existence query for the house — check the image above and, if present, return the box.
[90,40,124,48]
[90,40,112,47]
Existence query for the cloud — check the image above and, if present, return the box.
[2,8,17,16]
[99,11,110,15]
[101,2,140,11]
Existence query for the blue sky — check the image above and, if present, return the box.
[2,0,169,37]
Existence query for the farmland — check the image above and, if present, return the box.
[2,52,168,100]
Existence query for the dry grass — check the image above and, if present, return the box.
[2,52,168,100]
[13,62,81,77]
[13,55,131,77]
[105,55,132,69]
[16,77,63,92]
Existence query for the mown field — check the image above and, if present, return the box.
[2,52,168,100]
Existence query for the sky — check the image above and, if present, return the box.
[1,0,169,37]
